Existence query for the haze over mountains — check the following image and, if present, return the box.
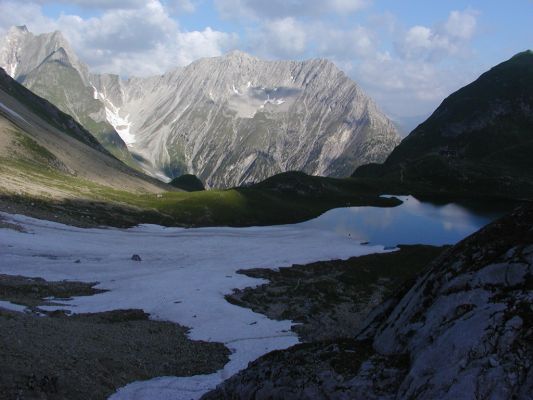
[0,26,400,188]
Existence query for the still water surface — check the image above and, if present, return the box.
[298,195,516,247]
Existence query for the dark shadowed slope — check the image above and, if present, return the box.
[354,51,533,200]
[0,67,170,198]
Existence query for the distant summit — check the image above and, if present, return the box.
[0,26,137,167]
[1,26,401,188]
[14,25,29,33]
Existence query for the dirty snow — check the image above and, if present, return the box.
[0,300,27,312]
[0,212,387,399]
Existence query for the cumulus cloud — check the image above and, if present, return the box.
[165,0,197,14]
[247,17,376,61]
[214,0,370,20]
[250,17,307,57]
[33,0,147,10]
[395,9,478,61]
[352,10,480,117]
[443,10,478,39]
[0,0,483,118]
[0,2,55,35]
[314,25,375,59]
[0,0,237,76]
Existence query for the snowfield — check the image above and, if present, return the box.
[0,212,388,399]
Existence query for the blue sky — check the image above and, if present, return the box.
[1,0,531,126]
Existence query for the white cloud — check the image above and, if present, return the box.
[0,0,237,77]
[34,0,147,10]
[165,0,197,14]
[173,27,238,66]
[0,2,55,35]
[396,9,479,61]
[0,1,484,119]
[251,17,307,57]
[329,0,370,14]
[246,17,376,61]
[443,9,478,39]
[345,9,481,117]
[314,25,375,59]
[214,0,370,20]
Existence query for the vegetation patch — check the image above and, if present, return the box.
[226,245,447,341]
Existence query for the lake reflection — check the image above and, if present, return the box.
[298,196,515,246]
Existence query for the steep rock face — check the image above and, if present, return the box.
[0,26,135,167]
[95,51,400,187]
[203,206,533,399]
[1,27,400,188]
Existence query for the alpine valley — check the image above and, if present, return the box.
[0,8,532,400]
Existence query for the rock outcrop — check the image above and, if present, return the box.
[203,205,533,399]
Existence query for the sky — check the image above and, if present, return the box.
[0,0,531,126]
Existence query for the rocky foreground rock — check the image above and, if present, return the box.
[203,205,533,399]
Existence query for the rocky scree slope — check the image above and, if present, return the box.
[1,26,400,188]
[0,26,136,167]
[203,205,533,399]
[0,67,168,198]
[354,51,533,199]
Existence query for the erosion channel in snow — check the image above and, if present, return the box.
[0,212,389,399]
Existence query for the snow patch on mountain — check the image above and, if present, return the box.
[93,85,136,146]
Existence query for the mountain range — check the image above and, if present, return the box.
[0,26,400,188]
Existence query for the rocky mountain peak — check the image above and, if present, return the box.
[0,27,87,83]
[0,27,401,188]
[9,25,29,35]
[41,47,72,68]
[224,49,257,61]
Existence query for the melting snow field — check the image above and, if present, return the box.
[0,212,387,399]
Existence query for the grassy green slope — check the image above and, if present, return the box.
[0,160,399,228]
[20,58,139,169]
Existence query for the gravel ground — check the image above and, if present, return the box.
[226,245,446,341]
[0,275,230,400]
